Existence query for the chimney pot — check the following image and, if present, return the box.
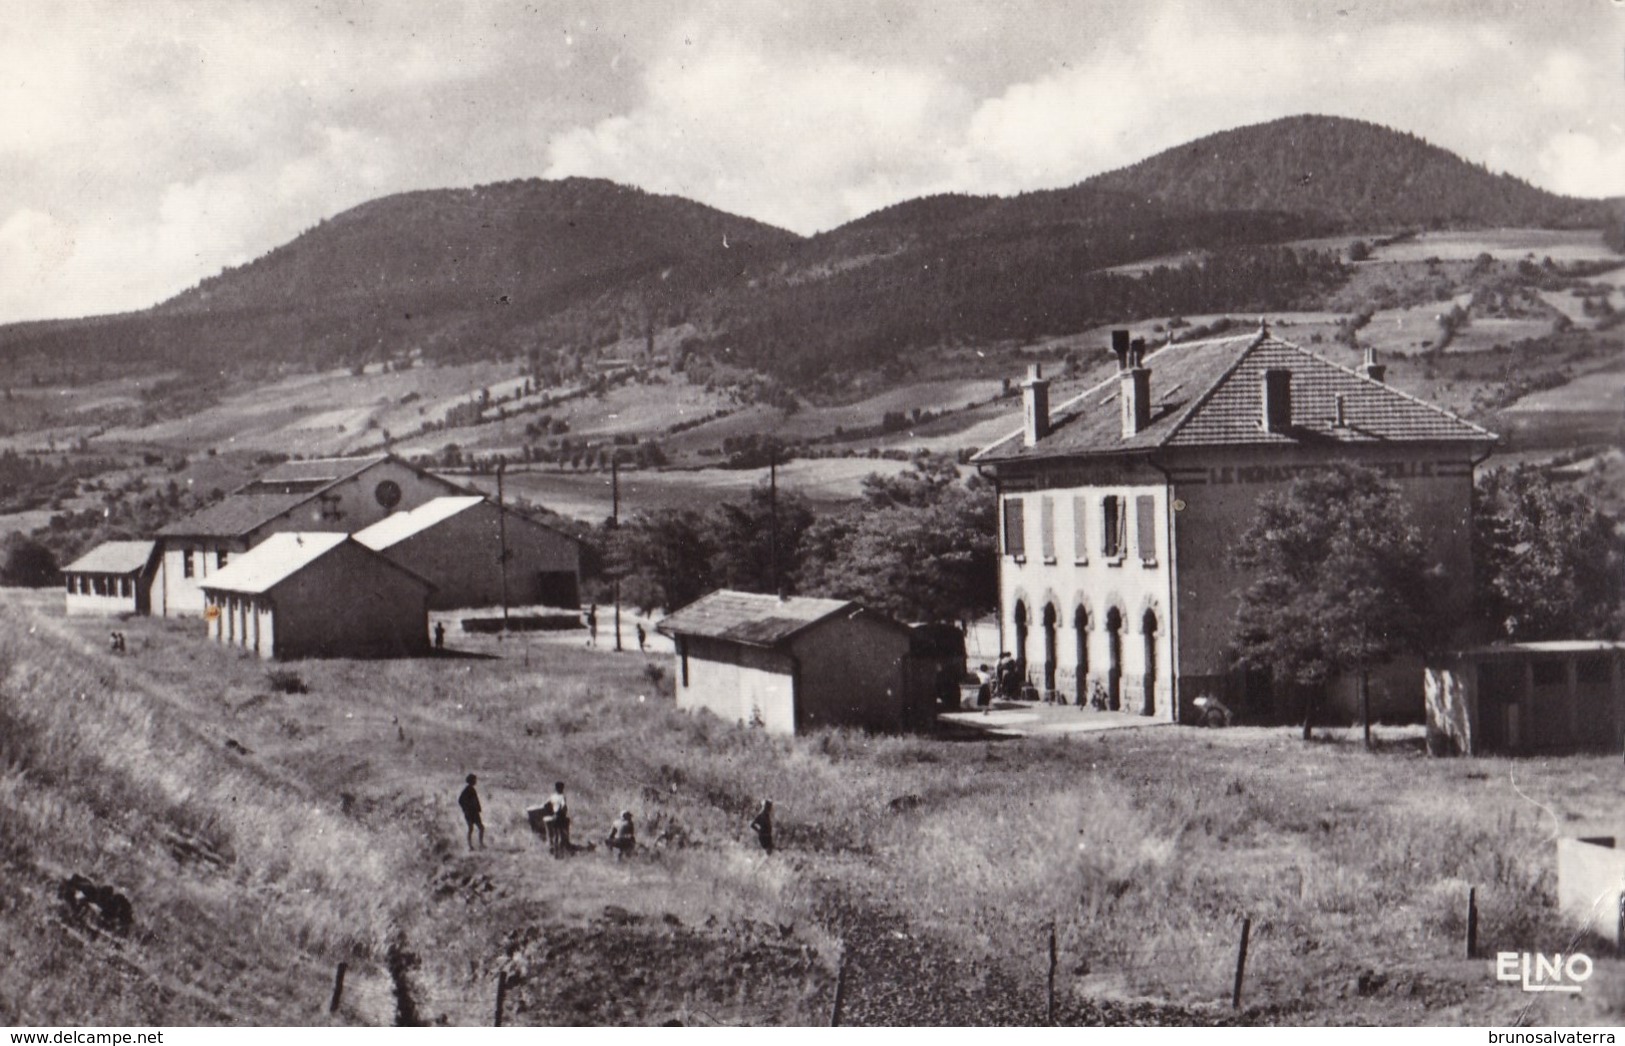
[1334,393,1347,428]
[1110,329,1132,371]
[1362,347,1386,384]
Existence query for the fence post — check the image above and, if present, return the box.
[328,961,347,1014]
[828,945,849,1028]
[1466,887,1479,960]
[1046,921,1058,1025]
[494,971,508,1028]
[1231,917,1251,1011]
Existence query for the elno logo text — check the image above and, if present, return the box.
[1495,952,1593,993]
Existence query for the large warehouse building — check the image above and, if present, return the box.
[354,495,581,610]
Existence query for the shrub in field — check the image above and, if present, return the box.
[265,669,308,694]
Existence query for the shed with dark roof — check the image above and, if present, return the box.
[657,590,936,734]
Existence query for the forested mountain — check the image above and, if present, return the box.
[2,116,1617,396]
[1084,115,1616,229]
[159,177,797,318]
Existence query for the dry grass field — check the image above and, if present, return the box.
[2,588,1623,1027]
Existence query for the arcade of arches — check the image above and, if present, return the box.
[1009,597,1161,715]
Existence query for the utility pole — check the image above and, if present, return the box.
[497,461,510,636]
[769,443,780,598]
[612,456,623,651]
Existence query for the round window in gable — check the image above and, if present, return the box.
[375,480,402,509]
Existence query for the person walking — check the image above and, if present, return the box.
[636,623,647,653]
[749,799,774,855]
[434,622,445,651]
[458,774,484,850]
[606,810,636,861]
[585,605,598,647]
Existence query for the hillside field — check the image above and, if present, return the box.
[2,589,1623,1027]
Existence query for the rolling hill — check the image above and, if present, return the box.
[1,115,1618,397]
[1084,114,1619,229]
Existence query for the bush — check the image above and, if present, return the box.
[1,535,59,587]
[265,669,308,694]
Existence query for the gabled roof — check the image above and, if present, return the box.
[657,590,874,647]
[974,332,1496,464]
[199,533,350,594]
[236,455,387,495]
[354,496,487,550]
[157,453,469,539]
[354,495,583,552]
[63,540,156,575]
[156,493,316,538]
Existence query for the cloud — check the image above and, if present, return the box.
[1537,131,1625,198]
[2,0,1621,323]
[545,33,973,233]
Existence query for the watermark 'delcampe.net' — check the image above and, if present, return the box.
[1496,952,1594,994]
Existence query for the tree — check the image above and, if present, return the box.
[1473,466,1625,641]
[604,509,716,614]
[706,486,814,596]
[797,464,997,623]
[1228,464,1439,742]
[1347,239,1372,262]
[1,534,59,587]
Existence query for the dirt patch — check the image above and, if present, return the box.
[497,911,828,1025]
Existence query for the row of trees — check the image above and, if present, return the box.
[598,458,997,624]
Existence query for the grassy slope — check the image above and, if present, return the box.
[4,589,1624,1026]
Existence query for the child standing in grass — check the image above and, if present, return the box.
[750,799,774,855]
[544,781,570,856]
[607,811,635,860]
[459,774,484,850]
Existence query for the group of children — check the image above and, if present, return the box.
[456,775,775,860]
[972,653,1025,707]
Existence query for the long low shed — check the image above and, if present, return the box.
[1425,642,1625,755]
[200,533,434,660]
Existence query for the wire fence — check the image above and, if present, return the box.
[318,881,1619,1026]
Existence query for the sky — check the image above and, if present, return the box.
[2,0,1623,324]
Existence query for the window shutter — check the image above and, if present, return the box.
[1136,495,1157,564]
[1101,496,1119,557]
[1039,496,1055,561]
[1003,497,1026,557]
[1072,496,1088,561]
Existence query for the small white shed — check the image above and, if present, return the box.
[62,541,159,616]
[657,590,935,735]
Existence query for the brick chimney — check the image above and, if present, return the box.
[1362,346,1386,383]
[1121,337,1151,437]
[1262,368,1292,432]
[1022,363,1050,446]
